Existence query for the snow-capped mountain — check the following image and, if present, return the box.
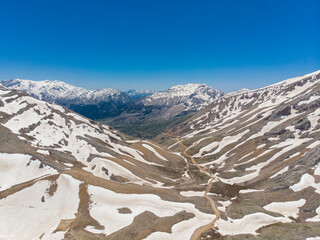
[157,70,320,238]
[143,83,223,111]
[1,79,131,106]
[103,84,223,138]
[1,71,320,239]
[1,79,133,120]
[125,89,155,100]
[2,79,224,138]
[0,85,184,183]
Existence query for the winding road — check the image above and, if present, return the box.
[165,133,221,240]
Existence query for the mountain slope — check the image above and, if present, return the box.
[1,71,320,239]
[156,70,320,239]
[2,79,224,138]
[0,86,220,240]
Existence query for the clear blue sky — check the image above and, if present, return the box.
[0,0,319,92]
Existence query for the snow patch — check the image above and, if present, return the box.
[263,199,306,218]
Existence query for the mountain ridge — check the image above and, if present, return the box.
[153,69,320,237]
[1,70,320,239]
[143,83,223,112]
[2,78,224,138]
[1,78,130,106]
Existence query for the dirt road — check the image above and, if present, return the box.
[165,133,221,240]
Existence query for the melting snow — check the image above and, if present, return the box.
[216,212,291,235]
[290,173,320,194]
[270,166,289,179]
[239,189,264,194]
[0,175,81,239]
[263,199,306,218]
[88,185,214,239]
[179,191,204,197]
[0,153,57,191]
[37,149,50,155]
[142,144,168,161]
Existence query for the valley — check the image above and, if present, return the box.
[1,70,320,239]
[165,132,221,240]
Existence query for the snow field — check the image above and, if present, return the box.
[263,199,306,218]
[142,143,168,161]
[0,153,57,191]
[87,185,214,239]
[216,212,291,235]
[0,174,81,240]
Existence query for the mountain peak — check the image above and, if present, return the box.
[143,83,223,111]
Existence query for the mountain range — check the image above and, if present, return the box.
[1,79,223,138]
[1,70,320,239]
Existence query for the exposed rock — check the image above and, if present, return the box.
[297,146,320,167]
[295,118,311,131]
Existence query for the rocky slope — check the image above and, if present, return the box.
[156,70,320,239]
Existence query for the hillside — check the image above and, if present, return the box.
[156,70,320,238]
[0,85,214,239]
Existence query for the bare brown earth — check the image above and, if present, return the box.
[105,211,194,240]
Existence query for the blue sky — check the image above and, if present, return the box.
[0,0,319,92]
